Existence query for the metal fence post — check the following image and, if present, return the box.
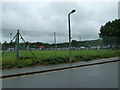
[15,30,19,59]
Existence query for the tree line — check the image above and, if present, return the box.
[1,39,103,50]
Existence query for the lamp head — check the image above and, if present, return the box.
[69,9,76,15]
[71,10,76,13]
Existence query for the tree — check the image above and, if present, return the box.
[0,42,2,50]
[2,41,8,50]
[72,40,78,47]
[99,19,120,47]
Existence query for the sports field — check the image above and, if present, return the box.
[1,49,120,69]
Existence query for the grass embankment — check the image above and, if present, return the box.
[1,49,120,69]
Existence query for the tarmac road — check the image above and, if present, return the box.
[2,61,119,88]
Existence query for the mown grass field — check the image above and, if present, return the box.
[1,49,120,69]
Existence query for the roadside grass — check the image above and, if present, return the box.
[1,49,120,69]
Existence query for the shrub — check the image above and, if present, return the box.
[14,59,32,68]
[41,57,69,65]
[30,59,40,65]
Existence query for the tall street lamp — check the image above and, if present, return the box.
[68,9,76,62]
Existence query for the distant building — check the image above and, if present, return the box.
[39,46,45,50]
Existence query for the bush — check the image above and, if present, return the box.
[41,57,69,65]
[30,59,40,65]
[2,64,13,69]
[14,59,32,68]
[74,55,98,62]
[2,62,15,69]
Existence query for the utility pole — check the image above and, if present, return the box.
[54,32,57,49]
[54,32,57,56]
[79,34,81,49]
[10,33,12,42]
[15,30,20,59]
[79,34,81,42]
[10,33,12,51]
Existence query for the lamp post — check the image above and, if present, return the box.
[68,9,76,62]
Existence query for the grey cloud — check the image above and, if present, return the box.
[2,2,118,43]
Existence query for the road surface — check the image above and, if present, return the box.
[2,61,119,88]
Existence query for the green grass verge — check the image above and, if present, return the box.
[1,49,120,69]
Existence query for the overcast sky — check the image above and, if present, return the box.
[2,1,118,43]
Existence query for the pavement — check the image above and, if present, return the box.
[1,57,120,78]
